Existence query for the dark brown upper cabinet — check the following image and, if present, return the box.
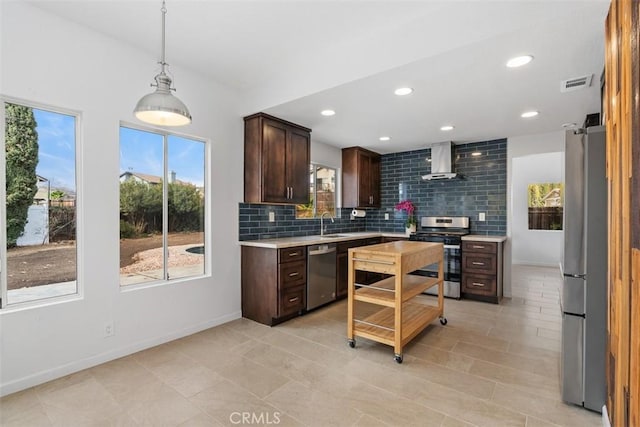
[342,146,381,208]
[244,113,311,204]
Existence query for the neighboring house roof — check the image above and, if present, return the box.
[120,171,193,187]
[541,188,562,207]
[541,188,561,201]
[120,171,162,185]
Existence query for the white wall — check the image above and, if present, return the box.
[311,140,341,169]
[511,152,564,265]
[506,130,565,295]
[0,2,244,396]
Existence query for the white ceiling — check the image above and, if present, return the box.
[29,0,610,153]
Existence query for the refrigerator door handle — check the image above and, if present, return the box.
[563,273,587,279]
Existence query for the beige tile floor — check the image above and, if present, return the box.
[1,265,603,426]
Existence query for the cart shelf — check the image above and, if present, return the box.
[347,240,445,363]
[353,302,443,347]
[354,275,440,306]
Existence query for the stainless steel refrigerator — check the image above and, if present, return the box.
[560,125,607,412]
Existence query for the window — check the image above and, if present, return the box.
[527,182,564,230]
[2,101,78,307]
[296,164,336,218]
[119,126,206,286]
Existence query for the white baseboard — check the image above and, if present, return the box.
[0,310,241,397]
[602,405,611,427]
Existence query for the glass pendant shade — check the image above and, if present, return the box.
[134,73,191,126]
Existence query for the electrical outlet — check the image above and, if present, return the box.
[479,212,486,221]
[268,211,275,222]
[104,321,114,338]
[384,213,389,220]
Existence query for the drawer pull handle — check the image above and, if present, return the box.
[288,297,299,303]
[472,245,485,249]
[289,252,299,257]
[288,272,299,277]
[472,262,485,266]
[471,282,486,287]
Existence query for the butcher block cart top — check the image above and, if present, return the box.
[347,240,446,363]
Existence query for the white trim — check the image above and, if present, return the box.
[0,100,7,308]
[601,405,611,427]
[0,95,82,309]
[117,123,209,288]
[0,310,241,397]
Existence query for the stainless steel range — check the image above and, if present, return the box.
[409,216,470,299]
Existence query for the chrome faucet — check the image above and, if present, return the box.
[320,211,335,236]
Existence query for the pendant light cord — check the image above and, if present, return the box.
[160,1,167,74]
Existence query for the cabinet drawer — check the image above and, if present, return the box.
[279,287,305,316]
[462,253,497,275]
[462,274,497,296]
[279,246,306,262]
[462,241,497,254]
[279,260,306,288]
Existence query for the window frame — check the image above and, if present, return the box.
[118,122,210,289]
[1,96,83,310]
[296,163,340,219]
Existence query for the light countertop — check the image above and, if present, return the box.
[462,235,507,243]
[239,231,408,249]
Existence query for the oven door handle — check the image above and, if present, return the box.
[443,245,460,250]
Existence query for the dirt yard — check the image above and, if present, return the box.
[6,232,203,290]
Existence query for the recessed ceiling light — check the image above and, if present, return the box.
[440,125,454,131]
[394,87,413,96]
[521,110,539,118]
[379,136,391,141]
[321,109,335,116]
[506,55,534,68]
[471,151,482,157]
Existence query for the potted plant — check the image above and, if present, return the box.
[395,199,417,235]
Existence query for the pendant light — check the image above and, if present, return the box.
[134,1,191,126]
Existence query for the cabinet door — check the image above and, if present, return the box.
[262,120,289,203]
[336,252,348,298]
[370,154,381,207]
[357,150,372,207]
[287,127,310,204]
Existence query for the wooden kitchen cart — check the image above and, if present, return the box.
[347,240,446,363]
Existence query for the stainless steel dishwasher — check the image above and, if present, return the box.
[307,243,337,310]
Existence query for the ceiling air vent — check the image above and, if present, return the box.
[560,74,593,93]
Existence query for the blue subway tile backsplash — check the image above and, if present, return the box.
[372,139,507,235]
[238,139,507,240]
[238,205,366,241]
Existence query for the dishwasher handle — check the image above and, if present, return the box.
[308,246,336,256]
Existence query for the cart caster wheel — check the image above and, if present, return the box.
[439,317,448,325]
[394,354,403,364]
[348,339,356,348]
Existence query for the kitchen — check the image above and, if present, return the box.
[1,1,637,427]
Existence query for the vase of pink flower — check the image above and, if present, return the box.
[395,199,417,235]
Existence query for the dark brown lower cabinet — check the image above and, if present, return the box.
[336,237,382,298]
[241,246,306,325]
[461,240,503,304]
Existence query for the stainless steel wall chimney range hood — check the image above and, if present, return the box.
[421,141,461,180]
